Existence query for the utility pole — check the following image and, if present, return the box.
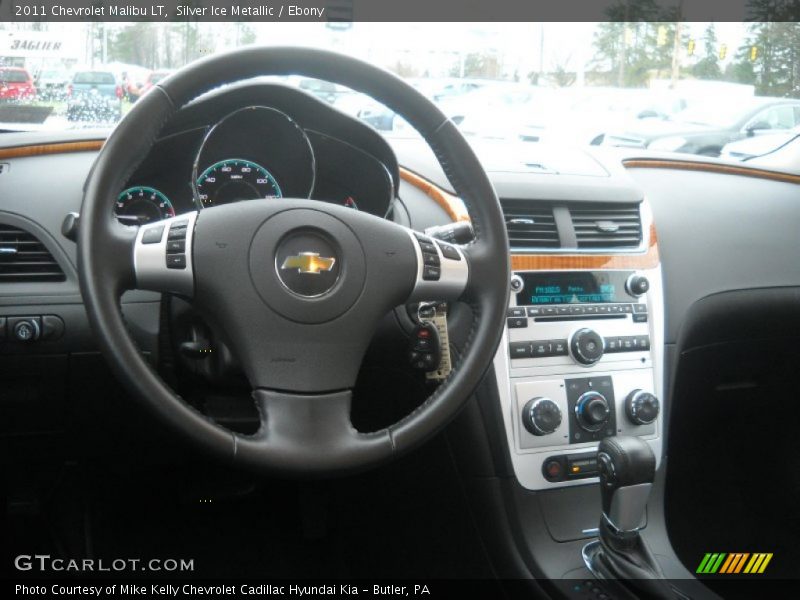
[670,1,684,88]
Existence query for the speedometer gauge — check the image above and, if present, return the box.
[196,159,282,207]
[116,186,175,224]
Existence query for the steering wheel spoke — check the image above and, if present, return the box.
[234,388,393,474]
[133,212,196,297]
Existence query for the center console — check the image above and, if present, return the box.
[493,258,664,490]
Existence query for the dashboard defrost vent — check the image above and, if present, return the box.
[500,199,560,249]
[0,224,65,282]
[569,203,643,249]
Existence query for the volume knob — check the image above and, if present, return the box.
[522,397,562,436]
[570,328,605,365]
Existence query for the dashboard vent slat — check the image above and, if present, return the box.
[500,199,560,250]
[568,203,643,250]
[0,224,65,283]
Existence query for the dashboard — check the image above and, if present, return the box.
[115,83,396,226]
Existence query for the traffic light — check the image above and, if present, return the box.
[687,39,696,56]
[719,44,727,60]
[657,25,668,46]
[750,46,759,61]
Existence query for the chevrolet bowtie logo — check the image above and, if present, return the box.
[281,252,336,274]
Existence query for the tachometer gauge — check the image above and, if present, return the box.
[116,186,175,225]
[196,159,282,207]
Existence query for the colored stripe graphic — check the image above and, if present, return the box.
[698,552,773,574]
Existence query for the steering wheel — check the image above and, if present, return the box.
[78,47,509,475]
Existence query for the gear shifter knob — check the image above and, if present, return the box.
[598,436,655,533]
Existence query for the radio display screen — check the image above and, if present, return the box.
[515,272,633,305]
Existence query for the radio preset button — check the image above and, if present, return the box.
[509,342,533,359]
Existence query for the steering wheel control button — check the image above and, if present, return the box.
[566,377,617,443]
[141,225,165,244]
[626,390,660,425]
[166,240,185,253]
[422,265,441,280]
[422,252,440,267]
[626,274,650,297]
[570,328,605,365]
[10,316,41,342]
[166,255,187,269]
[522,397,562,436]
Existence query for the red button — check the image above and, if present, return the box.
[418,329,430,338]
[546,460,563,478]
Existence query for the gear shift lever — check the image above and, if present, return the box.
[584,437,676,599]
[598,436,655,534]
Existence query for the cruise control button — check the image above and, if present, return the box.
[166,240,185,253]
[422,252,440,266]
[422,266,440,280]
[509,342,533,359]
[507,317,528,329]
[168,227,187,240]
[166,254,187,269]
[141,225,165,244]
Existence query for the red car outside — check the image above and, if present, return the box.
[0,67,37,100]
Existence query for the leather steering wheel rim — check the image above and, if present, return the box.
[78,47,510,475]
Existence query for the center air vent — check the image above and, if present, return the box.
[569,203,643,250]
[0,224,65,282]
[500,199,559,249]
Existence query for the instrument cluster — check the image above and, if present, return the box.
[116,103,394,225]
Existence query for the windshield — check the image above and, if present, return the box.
[0,21,797,169]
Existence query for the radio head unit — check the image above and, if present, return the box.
[515,271,640,306]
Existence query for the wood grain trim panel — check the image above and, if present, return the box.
[624,158,800,186]
[0,140,104,160]
[399,167,471,223]
[511,224,659,271]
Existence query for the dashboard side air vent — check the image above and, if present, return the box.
[569,203,643,250]
[0,224,66,283]
[500,199,560,250]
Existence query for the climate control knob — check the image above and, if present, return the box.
[570,328,605,365]
[522,397,562,436]
[626,390,660,425]
[575,391,610,432]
